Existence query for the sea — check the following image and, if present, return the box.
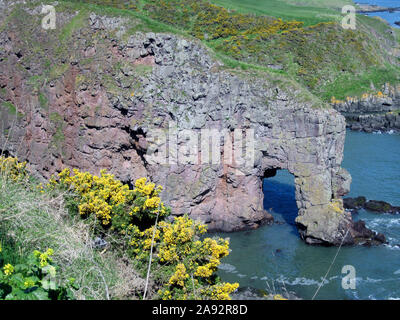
[358,0,400,27]
[216,130,400,300]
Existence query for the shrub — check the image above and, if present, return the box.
[0,159,144,300]
[47,167,238,300]
[127,215,238,300]
[0,156,27,182]
[49,169,170,227]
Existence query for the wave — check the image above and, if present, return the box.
[366,216,400,230]
[385,244,400,250]
[218,263,237,273]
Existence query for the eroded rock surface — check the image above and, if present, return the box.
[0,6,376,244]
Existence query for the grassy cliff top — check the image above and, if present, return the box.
[4,0,400,102]
[210,0,354,26]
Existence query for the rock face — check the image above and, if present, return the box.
[332,84,400,133]
[0,7,375,245]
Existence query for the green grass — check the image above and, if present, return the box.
[0,230,26,267]
[38,92,48,110]
[59,8,90,42]
[1,101,17,115]
[0,175,144,300]
[210,0,352,26]
[320,65,400,101]
[56,0,185,35]
[395,28,400,45]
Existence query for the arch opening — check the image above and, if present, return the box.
[262,169,299,233]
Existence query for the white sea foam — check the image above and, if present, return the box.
[355,276,400,284]
[275,275,326,286]
[366,217,400,230]
[218,263,237,273]
[385,244,400,250]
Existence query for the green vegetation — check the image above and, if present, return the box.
[210,0,352,26]
[38,92,48,110]
[1,101,23,117]
[0,158,133,300]
[0,247,78,300]
[59,9,90,42]
[0,157,239,300]
[47,0,399,102]
[321,65,400,101]
[1,101,17,115]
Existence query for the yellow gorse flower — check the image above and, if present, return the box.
[201,282,239,300]
[169,263,189,287]
[127,214,236,299]
[0,156,27,181]
[52,168,168,225]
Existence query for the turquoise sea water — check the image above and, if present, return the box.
[216,130,400,300]
[359,0,400,27]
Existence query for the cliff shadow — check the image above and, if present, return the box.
[263,169,299,234]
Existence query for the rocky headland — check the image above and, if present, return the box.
[356,4,400,14]
[0,3,384,246]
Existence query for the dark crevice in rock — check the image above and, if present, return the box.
[121,126,149,168]
[263,168,278,179]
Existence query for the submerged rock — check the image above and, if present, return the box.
[343,196,367,211]
[344,197,400,214]
[365,200,400,214]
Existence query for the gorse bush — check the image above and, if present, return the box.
[44,164,239,300]
[0,246,78,300]
[128,215,238,300]
[0,156,239,299]
[0,156,28,181]
[49,168,170,227]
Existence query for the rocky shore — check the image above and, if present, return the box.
[356,4,399,14]
[331,84,400,133]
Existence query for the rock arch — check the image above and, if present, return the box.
[0,12,369,245]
